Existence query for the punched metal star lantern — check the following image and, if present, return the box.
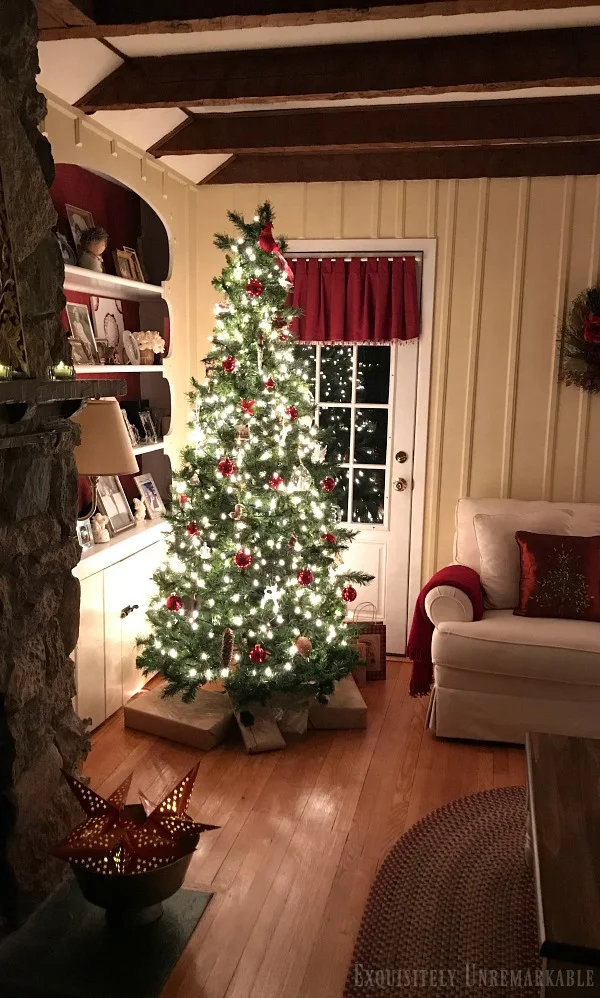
[53,764,218,876]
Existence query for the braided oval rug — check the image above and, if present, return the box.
[344,786,541,998]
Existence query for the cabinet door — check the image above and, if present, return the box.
[120,540,165,705]
[75,572,106,730]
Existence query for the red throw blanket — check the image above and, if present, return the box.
[407,565,484,697]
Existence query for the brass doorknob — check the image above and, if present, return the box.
[394,478,408,492]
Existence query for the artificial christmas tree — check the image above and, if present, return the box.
[136,202,371,725]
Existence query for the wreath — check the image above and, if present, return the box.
[559,285,600,393]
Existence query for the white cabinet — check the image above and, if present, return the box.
[73,524,166,731]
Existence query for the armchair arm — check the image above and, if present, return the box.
[424,585,475,627]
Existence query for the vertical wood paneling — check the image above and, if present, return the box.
[305,184,342,237]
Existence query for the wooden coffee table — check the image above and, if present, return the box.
[526,732,600,995]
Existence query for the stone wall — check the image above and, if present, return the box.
[0,0,89,929]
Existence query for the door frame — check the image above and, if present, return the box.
[286,238,436,635]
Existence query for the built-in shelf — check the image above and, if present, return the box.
[64,264,164,302]
[133,441,165,456]
[75,365,164,374]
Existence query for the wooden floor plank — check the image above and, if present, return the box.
[83,661,527,998]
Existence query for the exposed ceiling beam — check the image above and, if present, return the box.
[37,0,600,40]
[201,142,600,184]
[77,26,600,112]
[150,96,600,157]
[35,0,95,29]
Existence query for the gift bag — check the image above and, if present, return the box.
[347,602,386,680]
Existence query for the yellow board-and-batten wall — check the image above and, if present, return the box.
[43,96,600,578]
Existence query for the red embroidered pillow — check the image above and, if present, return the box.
[514,532,600,621]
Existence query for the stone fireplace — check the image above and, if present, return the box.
[0,0,123,929]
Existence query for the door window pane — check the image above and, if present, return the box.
[352,469,386,524]
[333,469,350,522]
[296,344,316,396]
[320,346,352,403]
[354,408,388,464]
[319,406,351,463]
[356,346,390,404]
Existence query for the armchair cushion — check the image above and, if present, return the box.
[425,585,475,626]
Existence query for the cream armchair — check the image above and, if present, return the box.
[426,498,600,744]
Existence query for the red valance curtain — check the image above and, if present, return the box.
[287,255,419,344]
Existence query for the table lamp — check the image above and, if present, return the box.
[72,397,138,521]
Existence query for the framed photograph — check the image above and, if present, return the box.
[123,329,141,366]
[113,250,134,280]
[139,410,158,443]
[134,473,166,520]
[56,232,76,266]
[76,520,94,551]
[90,296,124,363]
[97,476,135,535]
[66,302,98,363]
[121,408,140,447]
[123,247,144,283]
[66,204,95,249]
[68,337,92,366]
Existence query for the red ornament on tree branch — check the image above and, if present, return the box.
[269,474,285,491]
[264,377,275,390]
[249,644,268,664]
[166,594,183,612]
[285,405,299,421]
[234,550,252,569]
[297,568,314,586]
[321,532,336,544]
[321,477,336,493]
[222,356,237,373]
[258,221,295,283]
[217,457,235,478]
[240,398,256,415]
[342,585,357,603]
[186,522,200,537]
[246,278,263,298]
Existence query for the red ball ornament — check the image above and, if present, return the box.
[240,398,256,415]
[285,405,299,421]
[179,494,189,506]
[297,567,314,587]
[165,594,183,612]
[246,278,263,298]
[264,377,275,390]
[321,532,336,544]
[342,585,357,603]
[249,644,268,664]
[269,474,285,491]
[222,355,237,373]
[186,521,200,536]
[217,457,235,478]
[234,550,252,569]
[321,477,336,493]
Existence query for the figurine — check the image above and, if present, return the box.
[91,511,110,544]
[133,497,146,525]
[78,226,108,272]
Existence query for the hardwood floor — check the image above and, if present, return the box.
[86,660,526,998]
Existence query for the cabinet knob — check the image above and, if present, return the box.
[120,604,139,619]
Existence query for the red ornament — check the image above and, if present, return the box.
[186,521,200,537]
[264,377,275,390]
[246,278,263,298]
[234,550,252,569]
[179,494,189,506]
[217,457,235,478]
[269,474,285,491]
[222,355,237,373]
[279,332,289,342]
[321,477,336,493]
[286,405,299,421]
[297,568,314,587]
[288,532,298,548]
[240,398,256,415]
[583,314,600,343]
[321,532,336,544]
[342,585,357,603]
[166,594,183,612]
[249,644,268,664]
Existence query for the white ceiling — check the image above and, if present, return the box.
[37,5,600,184]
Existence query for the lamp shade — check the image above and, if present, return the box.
[72,398,139,476]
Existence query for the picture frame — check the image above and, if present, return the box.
[90,296,124,362]
[134,473,166,520]
[121,408,140,447]
[139,410,158,444]
[65,204,95,250]
[96,476,135,535]
[56,232,76,266]
[68,337,92,366]
[66,302,98,363]
[123,247,144,283]
[76,520,94,551]
[113,250,134,280]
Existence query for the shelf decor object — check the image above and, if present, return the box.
[52,765,218,926]
[72,397,138,522]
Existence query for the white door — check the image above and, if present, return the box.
[307,341,419,653]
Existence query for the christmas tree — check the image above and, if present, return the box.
[137,202,371,715]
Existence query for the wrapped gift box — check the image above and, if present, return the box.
[235,705,286,754]
[308,674,367,730]
[124,686,234,750]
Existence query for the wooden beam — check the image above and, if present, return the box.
[37,0,600,40]
[35,0,95,28]
[201,142,600,184]
[150,96,600,157]
[77,26,600,112]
